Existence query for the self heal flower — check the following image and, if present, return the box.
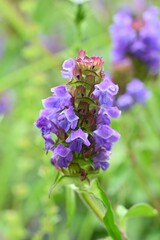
[35,110,58,135]
[94,125,120,150]
[43,85,72,110]
[58,106,79,132]
[51,144,72,168]
[66,128,90,153]
[35,50,121,177]
[93,149,111,171]
[97,106,121,125]
[43,134,54,153]
[92,75,119,107]
[61,58,75,79]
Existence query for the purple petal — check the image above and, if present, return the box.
[62,58,75,69]
[94,125,114,139]
[66,128,90,147]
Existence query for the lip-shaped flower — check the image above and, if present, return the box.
[51,144,73,168]
[92,77,119,107]
[66,128,90,153]
[94,125,120,150]
[94,125,114,140]
[97,106,121,125]
[42,85,72,110]
[43,134,54,153]
[35,115,57,135]
[93,149,111,171]
[61,58,75,79]
[58,106,79,132]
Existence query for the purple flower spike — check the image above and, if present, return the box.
[126,78,150,104]
[93,149,111,171]
[61,58,75,80]
[58,107,79,132]
[93,77,119,107]
[35,50,121,174]
[51,144,72,168]
[66,128,90,153]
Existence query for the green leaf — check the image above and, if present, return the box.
[124,203,158,219]
[65,186,76,227]
[91,180,122,240]
[48,173,82,197]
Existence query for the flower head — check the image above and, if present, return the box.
[110,6,160,76]
[35,50,121,178]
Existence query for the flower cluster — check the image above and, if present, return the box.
[35,50,121,178]
[110,6,160,75]
[116,78,150,111]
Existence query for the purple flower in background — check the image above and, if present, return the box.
[39,32,65,54]
[126,78,150,103]
[116,93,134,111]
[0,89,15,116]
[116,78,150,111]
[110,6,160,75]
[35,50,121,177]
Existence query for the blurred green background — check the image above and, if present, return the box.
[0,0,160,239]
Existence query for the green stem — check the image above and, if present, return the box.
[79,191,104,223]
[79,191,127,240]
